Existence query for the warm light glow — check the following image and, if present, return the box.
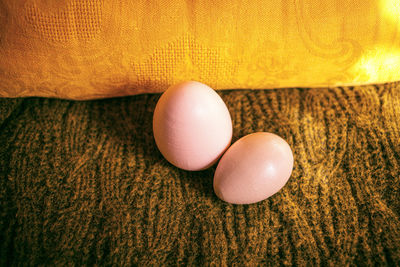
[356,47,400,82]
[381,0,400,21]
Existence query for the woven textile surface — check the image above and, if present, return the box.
[2,0,400,98]
[1,82,400,265]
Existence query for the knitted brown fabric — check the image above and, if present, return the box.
[1,83,400,266]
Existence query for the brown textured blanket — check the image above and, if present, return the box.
[1,83,400,266]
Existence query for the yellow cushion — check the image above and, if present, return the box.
[1,0,400,99]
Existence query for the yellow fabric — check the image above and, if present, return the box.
[0,0,400,99]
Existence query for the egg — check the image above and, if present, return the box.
[213,132,294,204]
[153,81,232,171]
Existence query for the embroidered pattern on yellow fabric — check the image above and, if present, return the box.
[0,0,399,99]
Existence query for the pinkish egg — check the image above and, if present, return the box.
[213,132,294,204]
[153,81,232,171]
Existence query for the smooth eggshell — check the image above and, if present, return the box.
[153,81,232,171]
[213,132,294,204]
